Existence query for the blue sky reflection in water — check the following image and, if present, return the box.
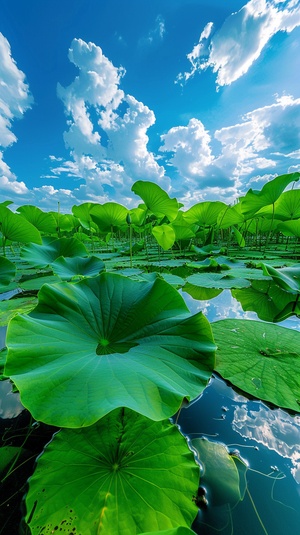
[177,289,300,534]
[1,0,300,210]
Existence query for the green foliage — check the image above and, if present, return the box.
[213,319,300,411]
[240,172,300,217]
[21,237,88,267]
[0,256,16,285]
[1,174,300,534]
[191,438,242,506]
[132,180,179,221]
[16,205,58,233]
[0,204,42,248]
[5,273,216,427]
[25,408,199,535]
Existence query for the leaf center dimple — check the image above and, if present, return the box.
[96,339,110,355]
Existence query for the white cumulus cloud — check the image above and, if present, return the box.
[54,38,166,204]
[0,33,33,197]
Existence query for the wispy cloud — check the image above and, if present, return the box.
[176,0,300,88]
[138,15,166,48]
[0,33,33,196]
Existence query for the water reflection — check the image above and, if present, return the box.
[181,287,300,331]
[232,403,300,483]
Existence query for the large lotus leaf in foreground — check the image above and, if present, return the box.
[213,319,300,412]
[25,409,199,535]
[5,273,216,426]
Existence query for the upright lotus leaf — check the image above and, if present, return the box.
[21,237,88,267]
[152,224,176,250]
[131,181,179,222]
[0,256,16,286]
[255,189,300,221]
[50,212,79,232]
[5,273,216,427]
[261,263,300,294]
[217,203,245,229]
[277,218,300,237]
[51,255,105,281]
[184,201,226,227]
[129,206,147,226]
[213,319,300,412]
[72,202,97,230]
[232,226,245,247]
[0,205,42,246]
[171,212,197,241]
[240,172,300,218]
[90,202,128,231]
[25,409,199,535]
[16,205,57,233]
[191,438,242,506]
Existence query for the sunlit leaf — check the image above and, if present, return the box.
[5,273,216,427]
[16,205,57,233]
[277,218,300,237]
[213,319,300,411]
[25,409,199,535]
[0,297,38,326]
[255,189,300,221]
[132,181,179,222]
[90,202,129,231]
[184,201,226,227]
[240,172,300,218]
[217,204,245,229]
[152,224,176,250]
[0,205,42,245]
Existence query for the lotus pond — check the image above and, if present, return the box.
[1,175,300,535]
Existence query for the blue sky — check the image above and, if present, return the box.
[1,0,300,211]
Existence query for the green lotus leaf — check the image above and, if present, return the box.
[191,438,242,506]
[277,219,300,237]
[255,189,300,221]
[21,237,88,267]
[0,296,38,326]
[0,205,42,245]
[261,263,300,293]
[0,446,25,475]
[72,202,96,229]
[183,284,222,300]
[51,255,105,280]
[213,319,300,412]
[16,205,57,233]
[152,224,176,250]
[131,181,179,222]
[217,203,245,229]
[0,256,16,286]
[5,273,216,427]
[90,202,128,231]
[232,280,298,322]
[186,273,250,289]
[25,408,199,535]
[184,201,226,227]
[240,172,300,218]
